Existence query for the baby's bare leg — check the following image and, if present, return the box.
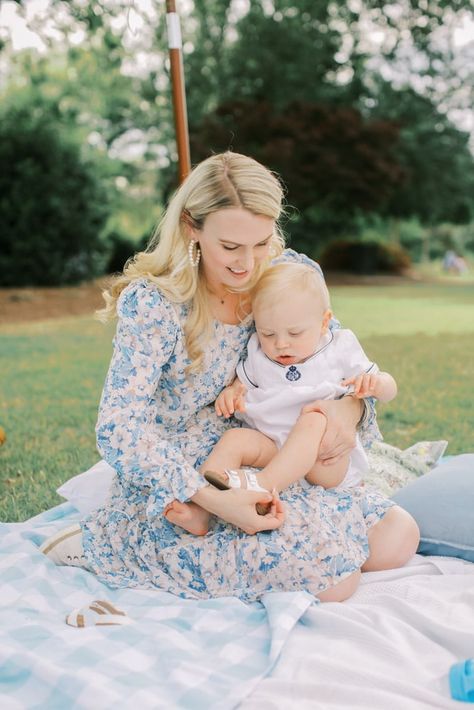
[164,429,277,535]
[165,430,276,534]
[305,453,350,489]
[201,428,278,515]
[202,427,278,475]
[257,411,327,491]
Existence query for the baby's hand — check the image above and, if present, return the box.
[341,373,379,399]
[215,382,247,418]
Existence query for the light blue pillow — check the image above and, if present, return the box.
[392,454,474,563]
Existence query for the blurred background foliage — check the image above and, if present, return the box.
[0,0,473,284]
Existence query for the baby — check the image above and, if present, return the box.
[166,262,397,532]
[203,261,397,505]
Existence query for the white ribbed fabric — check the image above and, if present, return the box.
[241,555,474,710]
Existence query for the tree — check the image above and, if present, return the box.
[191,99,405,251]
[372,84,474,224]
[4,0,473,246]
[185,0,473,119]
[0,106,109,286]
[10,1,472,156]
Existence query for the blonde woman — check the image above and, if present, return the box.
[40,152,417,602]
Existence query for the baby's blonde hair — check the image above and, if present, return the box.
[98,152,286,370]
[250,262,330,315]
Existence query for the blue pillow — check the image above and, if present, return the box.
[392,454,474,563]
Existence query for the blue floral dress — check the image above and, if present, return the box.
[82,250,393,602]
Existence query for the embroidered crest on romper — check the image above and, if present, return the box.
[285,365,301,381]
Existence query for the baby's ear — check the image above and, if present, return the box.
[321,309,333,333]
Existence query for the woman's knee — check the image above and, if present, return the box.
[364,506,420,571]
[317,569,361,603]
[395,508,420,564]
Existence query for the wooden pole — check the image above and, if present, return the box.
[165,0,191,183]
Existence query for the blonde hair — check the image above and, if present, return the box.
[250,262,330,315]
[98,152,286,370]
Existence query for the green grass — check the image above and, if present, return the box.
[330,282,474,456]
[0,318,114,521]
[1,281,473,522]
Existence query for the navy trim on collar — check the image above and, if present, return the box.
[241,359,258,388]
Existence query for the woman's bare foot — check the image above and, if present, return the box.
[164,500,210,536]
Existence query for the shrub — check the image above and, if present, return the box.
[319,239,411,275]
[0,108,110,286]
[397,219,426,263]
[103,228,154,274]
[427,223,474,260]
[191,99,405,251]
[104,231,137,274]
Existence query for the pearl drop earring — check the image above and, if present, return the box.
[188,240,201,268]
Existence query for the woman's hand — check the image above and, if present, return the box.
[192,486,285,535]
[301,396,363,466]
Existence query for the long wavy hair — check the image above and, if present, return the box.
[97,152,286,370]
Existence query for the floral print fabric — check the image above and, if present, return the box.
[82,250,393,602]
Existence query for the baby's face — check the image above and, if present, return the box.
[254,291,329,366]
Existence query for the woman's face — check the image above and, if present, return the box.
[193,208,275,292]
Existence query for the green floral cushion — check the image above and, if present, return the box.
[365,440,448,497]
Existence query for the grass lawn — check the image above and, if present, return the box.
[1,280,473,522]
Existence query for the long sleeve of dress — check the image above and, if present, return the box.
[96,280,209,510]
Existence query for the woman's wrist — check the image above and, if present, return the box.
[348,395,374,429]
[339,393,365,428]
[190,483,233,520]
[190,484,280,534]
[191,484,219,513]
[357,397,370,427]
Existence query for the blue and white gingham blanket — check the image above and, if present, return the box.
[0,503,315,709]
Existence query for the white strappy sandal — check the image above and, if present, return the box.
[39,524,89,568]
[65,600,131,628]
[203,469,271,515]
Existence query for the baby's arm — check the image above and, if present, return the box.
[341,371,397,403]
[215,377,247,418]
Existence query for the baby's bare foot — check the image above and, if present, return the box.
[164,500,210,536]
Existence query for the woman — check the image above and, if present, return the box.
[41,152,419,602]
